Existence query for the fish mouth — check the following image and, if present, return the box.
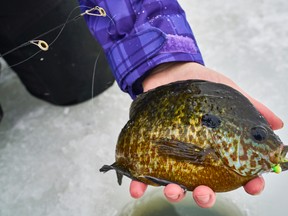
[280,145,288,172]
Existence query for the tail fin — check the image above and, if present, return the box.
[99,164,115,173]
[99,163,124,185]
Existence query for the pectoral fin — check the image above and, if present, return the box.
[153,139,217,164]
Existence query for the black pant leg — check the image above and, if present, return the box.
[0,0,114,105]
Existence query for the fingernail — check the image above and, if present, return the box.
[132,192,143,199]
[166,194,180,200]
[195,194,210,204]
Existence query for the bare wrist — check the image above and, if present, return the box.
[142,62,210,92]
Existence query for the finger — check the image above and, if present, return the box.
[243,176,265,195]
[129,180,148,199]
[163,184,186,203]
[192,185,216,208]
[249,98,283,130]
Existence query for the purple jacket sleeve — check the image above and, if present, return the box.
[78,0,204,98]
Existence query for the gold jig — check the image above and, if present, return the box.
[30,40,49,51]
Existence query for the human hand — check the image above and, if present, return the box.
[129,62,283,208]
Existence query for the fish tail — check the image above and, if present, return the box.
[99,164,115,173]
[99,162,125,185]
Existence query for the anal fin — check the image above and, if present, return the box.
[144,176,187,192]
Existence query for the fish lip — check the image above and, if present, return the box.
[269,144,284,163]
[280,145,288,158]
[269,145,288,171]
[279,145,288,171]
[280,162,288,172]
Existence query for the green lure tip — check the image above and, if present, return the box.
[272,164,282,174]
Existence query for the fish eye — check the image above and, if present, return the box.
[250,126,268,142]
[201,114,221,129]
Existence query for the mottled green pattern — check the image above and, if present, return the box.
[101,80,287,192]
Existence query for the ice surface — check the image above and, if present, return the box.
[1,0,288,215]
[0,59,132,216]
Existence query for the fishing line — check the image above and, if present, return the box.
[89,51,101,109]
[91,51,101,100]
[0,5,108,68]
[7,50,43,68]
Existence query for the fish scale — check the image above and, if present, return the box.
[100,80,288,192]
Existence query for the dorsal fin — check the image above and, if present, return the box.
[130,80,207,119]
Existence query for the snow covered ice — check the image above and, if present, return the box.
[1,0,288,215]
[0,59,132,216]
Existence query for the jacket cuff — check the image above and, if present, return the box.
[107,28,204,98]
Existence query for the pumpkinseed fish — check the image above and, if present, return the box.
[100,80,288,192]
